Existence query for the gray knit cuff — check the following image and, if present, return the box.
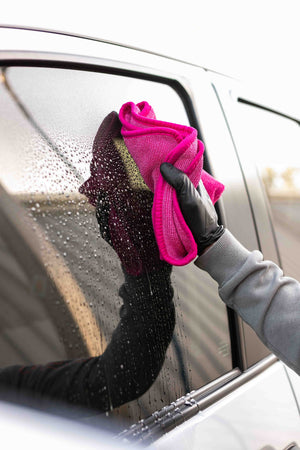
[194,229,251,287]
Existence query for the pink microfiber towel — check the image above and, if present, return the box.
[119,101,225,266]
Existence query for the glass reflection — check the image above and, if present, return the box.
[0,113,175,415]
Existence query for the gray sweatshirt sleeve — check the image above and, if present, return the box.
[195,229,300,375]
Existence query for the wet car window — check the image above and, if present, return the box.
[0,66,232,425]
[236,104,300,280]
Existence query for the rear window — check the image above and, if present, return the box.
[235,101,300,280]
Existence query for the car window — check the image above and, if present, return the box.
[235,103,300,280]
[0,65,232,425]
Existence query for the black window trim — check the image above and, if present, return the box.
[0,58,201,139]
[237,97,300,127]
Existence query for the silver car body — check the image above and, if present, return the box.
[0,26,300,449]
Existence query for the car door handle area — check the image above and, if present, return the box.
[260,443,300,450]
[284,443,300,450]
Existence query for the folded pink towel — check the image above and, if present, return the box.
[119,101,225,266]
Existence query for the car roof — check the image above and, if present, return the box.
[0,1,300,119]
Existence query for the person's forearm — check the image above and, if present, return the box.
[102,266,175,409]
[0,266,175,412]
[195,229,300,375]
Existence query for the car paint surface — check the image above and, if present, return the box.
[151,363,300,449]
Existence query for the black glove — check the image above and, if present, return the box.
[160,163,224,255]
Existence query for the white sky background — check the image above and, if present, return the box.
[1,0,300,96]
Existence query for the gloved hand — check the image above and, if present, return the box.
[160,163,225,255]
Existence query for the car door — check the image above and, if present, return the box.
[0,27,299,449]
